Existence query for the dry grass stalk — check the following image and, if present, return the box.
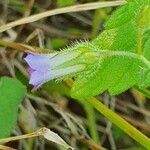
[0,1,126,32]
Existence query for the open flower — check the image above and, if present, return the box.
[24,51,85,89]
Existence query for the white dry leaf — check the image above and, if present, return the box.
[43,128,74,150]
[0,127,73,149]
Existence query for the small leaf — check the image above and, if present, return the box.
[0,77,26,138]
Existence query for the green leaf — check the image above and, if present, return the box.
[71,51,150,99]
[104,0,150,29]
[0,77,26,138]
[144,31,150,61]
[92,0,150,52]
[44,81,70,96]
[70,0,150,99]
[104,4,135,29]
[92,21,137,52]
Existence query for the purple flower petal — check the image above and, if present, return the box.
[24,51,81,72]
[25,51,85,89]
[29,65,85,89]
[24,53,57,70]
[27,67,35,76]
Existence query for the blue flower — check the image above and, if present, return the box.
[24,51,85,89]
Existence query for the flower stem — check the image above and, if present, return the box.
[65,79,150,149]
[86,97,150,150]
[84,102,100,144]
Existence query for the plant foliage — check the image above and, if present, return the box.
[0,77,26,138]
[69,0,150,99]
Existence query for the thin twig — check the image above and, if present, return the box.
[0,1,126,32]
[0,128,47,144]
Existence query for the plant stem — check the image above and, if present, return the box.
[0,1,126,33]
[0,128,47,143]
[86,97,150,150]
[65,79,150,149]
[84,102,100,144]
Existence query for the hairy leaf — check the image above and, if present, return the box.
[0,77,26,138]
[70,0,150,98]
[92,21,137,52]
[105,0,150,29]
[71,51,150,99]
[92,0,150,52]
